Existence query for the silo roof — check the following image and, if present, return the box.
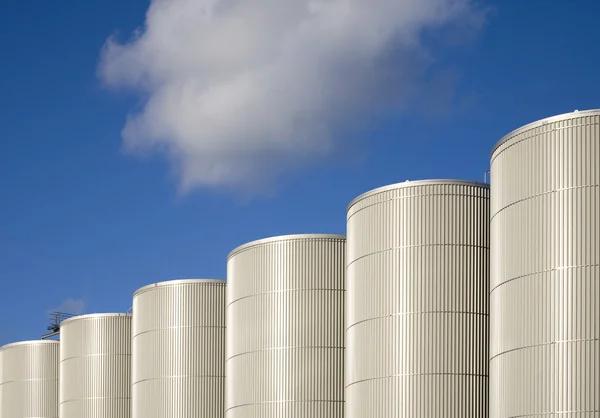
[228,233,346,260]
[491,109,600,157]
[0,340,59,351]
[133,278,225,297]
[347,179,490,211]
[60,313,131,327]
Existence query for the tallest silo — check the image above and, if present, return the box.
[490,110,600,417]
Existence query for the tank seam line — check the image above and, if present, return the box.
[507,410,600,417]
[490,264,600,294]
[132,324,224,338]
[346,372,488,388]
[227,288,344,308]
[490,184,599,221]
[347,193,489,220]
[346,311,489,332]
[132,375,223,385]
[60,353,131,362]
[490,337,600,361]
[60,397,130,403]
[226,400,343,411]
[347,244,489,268]
[226,346,343,363]
[0,377,57,384]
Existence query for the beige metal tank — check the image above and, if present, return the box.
[0,340,60,418]
[226,234,346,418]
[346,180,490,417]
[131,279,226,418]
[490,110,600,417]
[59,313,132,418]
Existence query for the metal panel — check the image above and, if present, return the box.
[59,313,131,418]
[346,180,490,417]
[226,234,346,418]
[0,340,59,418]
[490,110,600,418]
[132,279,226,418]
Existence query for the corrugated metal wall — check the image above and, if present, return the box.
[346,180,490,417]
[131,279,226,418]
[0,340,60,418]
[490,110,600,417]
[226,234,346,418]
[59,313,131,418]
[3,110,598,417]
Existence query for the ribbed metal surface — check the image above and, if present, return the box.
[132,279,226,418]
[490,110,600,418]
[0,340,59,418]
[346,180,490,417]
[60,313,132,418]
[226,234,346,418]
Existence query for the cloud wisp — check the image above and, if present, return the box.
[99,0,485,194]
[48,298,85,316]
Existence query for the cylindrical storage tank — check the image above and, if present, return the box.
[346,180,490,417]
[0,340,59,418]
[132,279,226,418]
[59,313,132,418]
[490,110,600,418]
[226,234,346,418]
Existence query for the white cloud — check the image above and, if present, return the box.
[99,0,485,193]
[49,298,85,315]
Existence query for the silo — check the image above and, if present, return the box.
[346,180,490,417]
[59,313,132,418]
[226,234,346,418]
[132,279,226,418]
[0,340,59,418]
[490,110,600,417]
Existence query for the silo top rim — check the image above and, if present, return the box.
[133,278,226,297]
[228,233,346,260]
[491,109,600,157]
[60,312,131,327]
[0,340,59,351]
[347,179,489,211]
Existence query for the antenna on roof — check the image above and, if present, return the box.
[41,311,76,340]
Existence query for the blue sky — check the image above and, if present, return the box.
[1,0,599,345]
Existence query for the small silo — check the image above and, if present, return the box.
[490,110,600,417]
[59,313,132,418]
[0,340,60,418]
[131,279,226,418]
[346,180,490,417]
[226,234,346,418]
